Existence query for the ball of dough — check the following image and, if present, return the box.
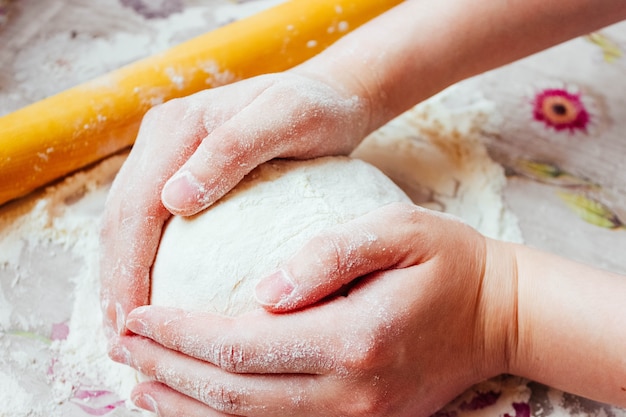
[150,156,411,316]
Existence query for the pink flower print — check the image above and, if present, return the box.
[532,88,590,133]
[51,322,70,341]
[71,389,126,415]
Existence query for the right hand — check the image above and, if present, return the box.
[100,71,372,337]
[112,202,518,417]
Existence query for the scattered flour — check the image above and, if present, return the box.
[354,86,523,242]
[0,370,34,416]
[0,155,139,416]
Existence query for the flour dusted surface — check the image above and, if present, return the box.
[151,156,412,316]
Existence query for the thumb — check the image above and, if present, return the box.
[160,121,270,216]
[254,202,425,312]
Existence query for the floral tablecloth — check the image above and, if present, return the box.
[0,1,625,416]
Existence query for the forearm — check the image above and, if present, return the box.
[511,243,626,406]
[293,0,626,134]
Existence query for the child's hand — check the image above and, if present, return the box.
[110,203,519,416]
[100,72,371,337]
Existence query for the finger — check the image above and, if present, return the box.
[132,381,231,417]
[158,81,274,216]
[100,213,165,335]
[113,335,319,417]
[124,306,337,374]
[158,112,276,216]
[160,89,300,216]
[160,75,362,216]
[118,266,444,417]
[100,99,207,335]
[254,202,452,312]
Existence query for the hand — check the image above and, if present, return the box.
[109,203,519,416]
[100,71,371,337]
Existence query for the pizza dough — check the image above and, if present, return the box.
[150,156,411,316]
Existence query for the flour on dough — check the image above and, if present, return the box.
[150,156,411,316]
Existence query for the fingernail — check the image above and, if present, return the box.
[126,307,150,335]
[109,343,132,366]
[134,393,159,414]
[162,171,206,212]
[255,269,296,306]
[126,317,149,336]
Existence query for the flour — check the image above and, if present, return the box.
[0,370,33,416]
[355,86,523,242]
[0,154,139,416]
[151,157,412,316]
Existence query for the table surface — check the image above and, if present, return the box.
[1,1,625,416]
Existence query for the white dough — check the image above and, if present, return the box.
[150,156,411,316]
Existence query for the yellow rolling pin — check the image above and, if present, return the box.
[0,0,402,207]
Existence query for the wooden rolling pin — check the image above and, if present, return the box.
[0,0,402,206]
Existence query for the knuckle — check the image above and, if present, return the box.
[307,225,379,279]
[335,383,390,417]
[214,340,248,373]
[378,202,436,237]
[348,342,379,371]
[141,103,167,126]
[140,99,191,139]
[196,381,245,414]
[383,201,419,221]
[145,98,182,120]
[340,333,388,373]
[215,385,242,413]
[354,388,390,416]
[310,232,347,277]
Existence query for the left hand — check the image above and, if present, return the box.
[109,203,519,417]
[99,71,372,338]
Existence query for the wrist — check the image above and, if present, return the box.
[288,64,374,142]
[473,238,520,378]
